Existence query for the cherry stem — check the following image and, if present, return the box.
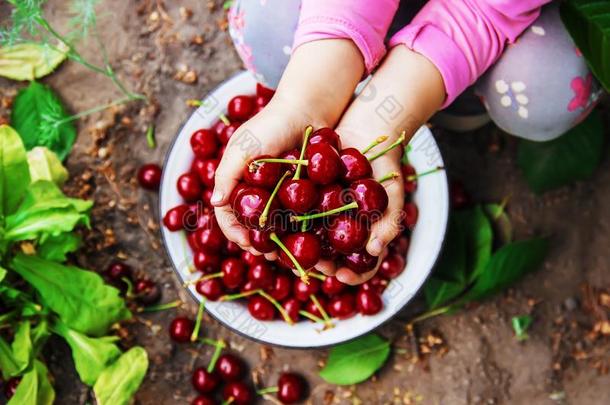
[260,170,291,227]
[186,99,203,107]
[377,171,400,183]
[139,300,182,313]
[206,338,226,373]
[184,272,223,286]
[308,272,326,281]
[250,158,308,169]
[291,201,358,222]
[219,289,261,302]
[300,218,309,233]
[368,131,406,162]
[122,277,134,299]
[405,166,444,182]
[269,232,309,284]
[310,294,333,327]
[293,126,313,180]
[219,113,231,126]
[299,310,325,323]
[409,305,451,325]
[258,290,294,325]
[256,386,279,395]
[361,135,389,154]
[221,398,234,405]
[190,298,206,342]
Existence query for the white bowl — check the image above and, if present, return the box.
[160,71,449,348]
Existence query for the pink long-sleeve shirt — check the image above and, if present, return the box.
[293,0,552,107]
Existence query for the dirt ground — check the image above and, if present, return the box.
[1,1,610,404]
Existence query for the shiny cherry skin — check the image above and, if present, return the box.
[201,189,213,207]
[340,148,372,182]
[194,225,226,252]
[277,372,306,404]
[312,224,336,260]
[293,278,321,302]
[169,317,194,343]
[221,258,246,289]
[344,250,377,274]
[305,142,342,185]
[348,179,389,222]
[256,82,275,101]
[450,179,470,209]
[191,129,218,159]
[229,183,249,207]
[316,184,346,213]
[225,240,242,255]
[218,122,241,144]
[193,249,221,273]
[241,251,267,267]
[222,381,254,405]
[270,274,292,300]
[328,293,356,319]
[280,148,300,173]
[278,232,321,270]
[191,395,216,405]
[327,214,369,254]
[106,261,132,282]
[216,353,245,381]
[227,95,255,121]
[232,186,277,229]
[4,377,20,399]
[247,262,274,289]
[177,173,203,202]
[192,368,220,393]
[379,253,406,279]
[137,163,162,190]
[282,298,301,323]
[191,158,218,188]
[249,228,275,253]
[321,276,346,296]
[196,278,224,301]
[248,295,275,320]
[213,119,227,136]
[244,155,282,189]
[304,295,328,318]
[361,275,389,295]
[402,164,417,194]
[389,234,410,256]
[403,202,418,230]
[309,127,340,150]
[163,204,190,231]
[134,279,161,305]
[356,289,383,315]
[278,179,318,214]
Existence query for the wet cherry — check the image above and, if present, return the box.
[227,95,255,121]
[327,214,369,254]
[169,317,194,343]
[277,372,306,404]
[177,173,203,202]
[216,353,245,381]
[196,278,224,301]
[191,129,218,159]
[308,127,340,150]
[244,155,282,189]
[293,278,321,302]
[321,276,346,296]
[340,148,372,182]
[305,142,342,185]
[328,293,356,319]
[344,250,377,274]
[222,381,253,405]
[248,295,275,320]
[356,289,383,315]
[192,368,220,393]
[193,250,221,273]
[277,232,321,270]
[278,179,318,214]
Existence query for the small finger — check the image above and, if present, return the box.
[335,266,377,285]
[315,259,337,277]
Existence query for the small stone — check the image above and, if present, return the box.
[564,297,578,311]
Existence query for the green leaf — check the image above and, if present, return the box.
[560,0,610,92]
[11,253,131,336]
[7,360,55,405]
[0,125,31,220]
[0,42,68,81]
[26,146,69,186]
[10,81,77,161]
[31,320,51,356]
[0,336,20,379]
[54,322,122,386]
[512,315,533,341]
[37,232,82,262]
[93,347,149,405]
[0,266,6,283]
[5,181,92,242]
[424,277,466,310]
[517,111,604,194]
[11,321,33,374]
[483,203,513,246]
[319,334,390,385]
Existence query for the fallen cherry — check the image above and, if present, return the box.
[196,278,224,301]
[169,317,194,343]
[228,95,255,121]
[356,289,383,315]
[277,372,306,404]
[106,261,132,283]
[137,163,162,190]
[177,173,203,202]
[191,129,218,159]
[192,367,220,393]
[216,353,245,381]
[222,381,254,405]
[450,179,470,209]
[191,395,215,405]
[134,279,162,305]
[378,253,406,279]
[344,250,377,274]
[328,293,356,319]
[248,295,276,320]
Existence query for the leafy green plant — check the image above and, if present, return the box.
[0,42,68,81]
[517,111,604,194]
[511,315,533,341]
[561,0,610,92]
[0,125,148,404]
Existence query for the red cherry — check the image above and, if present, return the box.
[305,143,342,185]
[228,95,255,121]
[249,228,275,253]
[191,158,218,188]
[221,258,245,289]
[293,278,321,302]
[191,395,216,405]
[312,224,337,260]
[361,275,389,295]
[379,253,406,279]
[218,122,241,144]
[270,274,292,300]
[192,367,220,393]
[196,278,224,301]
[213,120,228,137]
[316,184,346,213]
[201,189,213,207]
[340,148,372,182]
[193,249,221,273]
[328,293,356,319]
[344,250,378,274]
[169,317,194,343]
[191,129,218,159]
[134,279,161,305]
[282,298,301,323]
[304,295,328,318]
[277,372,306,404]
[356,289,383,315]
[248,295,275,320]
[256,82,275,101]
[224,240,242,255]
[163,204,191,231]
[229,183,249,207]
[241,280,257,293]
[403,202,418,230]
[278,179,318,214]
[450,179,470,209]
[309,127,340,150]
[222,381,253,405]
[321,276,346,296]
[348,179,389,222]
[389,235,410,256]
[232,186,277,229]
[247,262,274,289]
[327,214,369,254]
[244,155,282,189]
[194,225,226,252]
[402,164,417,194]
[280,148,300,173]
[241,251,266,267]
[216,353,245,381]
[4,377,20,399]
[277,232,321,271]
[106,261,132,282]
[177,173,203,202]
[137,163,162,190]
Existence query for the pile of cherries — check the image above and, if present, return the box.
[162,84,420,325]
[169,316,307,404]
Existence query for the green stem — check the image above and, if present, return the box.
[139,300,182,313]
[184,272,223,286]
[269,233,309,284]
[206,339,226,373]
[409,305,451,324]
[259,170,291,227]
[361,135,389,154]
[219,289,260,302]
[256,386,279,395]
[250,158,308,167]
[368,131,406,162]
[308,272,326,281]
[58,96,133,124]
[219,113,231,126]
[299,310,325,323]
[258,290,294,325]
[310,294,333,327]
[146,124,156,149]
[190,299,206,342]
[291,201,358,223]
[122,277,134,299]
[300,218,309,233]
[377,171,400,183]
[405,166,444,182]
[293,126,313,180]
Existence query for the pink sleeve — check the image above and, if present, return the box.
[389,0,553,107]
[293,0,399,73]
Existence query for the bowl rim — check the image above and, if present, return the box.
[159,71,449,349]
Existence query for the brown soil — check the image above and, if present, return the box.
[1,1,609,404]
